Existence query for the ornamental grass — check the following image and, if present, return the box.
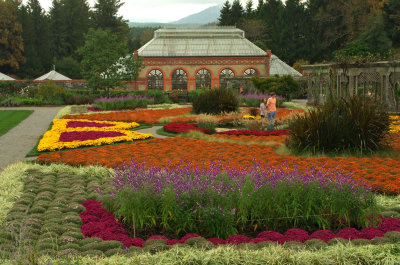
[37,136,400,194]
[100,159,377,239]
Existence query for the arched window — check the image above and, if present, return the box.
[148,69,163,90]
[243,68,257,77]
[196,69,211,89]
[219,68,234,88]
[172,69,187,90]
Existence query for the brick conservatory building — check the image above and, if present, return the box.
[132,27,301,91]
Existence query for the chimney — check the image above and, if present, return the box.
[134,50,138,59]
[266,50,272,76]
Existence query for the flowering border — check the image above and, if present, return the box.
[50,119,140,132]
[80,200,400,248]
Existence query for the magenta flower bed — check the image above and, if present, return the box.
[80,200,400,248]
[163,122,211,134]
[59,131,126,142]
[66,121,115,128]
[218,129,290,136]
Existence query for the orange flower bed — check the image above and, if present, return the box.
[63,107,192,124]
[37,135,400,194]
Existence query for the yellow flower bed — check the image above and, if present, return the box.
[389,116,400,133]
[242,115,261,120]
[38,119,152,152]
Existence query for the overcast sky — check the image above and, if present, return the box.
[23,0,256,23]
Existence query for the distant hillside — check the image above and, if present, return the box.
[129,5,221,28]
[171,5,221,25]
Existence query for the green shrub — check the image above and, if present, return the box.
[146,90,171,104]
[104,248,124,257]
[193,87,238,114]
[252,75,300,100]
[59,243,81,251]
[143,239,167,247]
[29,206,46,214]
[62,231,84,240]
[37,81,66,104]
[79,237,102,246]
[59,236,79,246]
[37,249,57,256]
[328,238,348,245]
[382,211,398,218]
[58,248,81,257]
[304,239,328,249]
[71,196,86,204]
[236,243,258,250]
[36,242,57,251]
[257,241,278,248]
[384,231,400,243]
[287,96,390,154]
[351,239,371,246]
[82,249,104,257]
[61,215,82,226]
[283,241,305,250]
[67,203,86,213]
[371,237,392,245]
[143,243,169,254]
[188,89,206,102]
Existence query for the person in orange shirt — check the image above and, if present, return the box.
[267,92,277,130]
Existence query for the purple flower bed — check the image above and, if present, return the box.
[66,121,115,128]
[79,199,400,248]
[59,131,126,142]
[97,159,378,239]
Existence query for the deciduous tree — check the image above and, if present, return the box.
[0,0,25,72]
[78,28,142,94]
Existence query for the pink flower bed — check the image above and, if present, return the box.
[59,131,126,142]
[218,129,290,136]
[66,121,116,128]
[80,200,400,248]
[163,122,211,134]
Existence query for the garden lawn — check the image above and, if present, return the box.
[0,110,33,136]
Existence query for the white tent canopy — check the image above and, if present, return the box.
[35,70,71,81]
[0,72,15,81]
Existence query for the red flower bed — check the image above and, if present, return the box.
[163,122,211,134]
[66,121,116,128]
[218,129,290,136]
[59,131,126,142]
[80,200,400,248]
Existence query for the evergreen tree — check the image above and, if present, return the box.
[383,0,400,48]
[92,0,129,40]
[0,0,25,72]
[218,0,233,26]
[245,0,255,18]
[231,0,244,26]
[18,0,52,78]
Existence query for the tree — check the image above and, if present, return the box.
[139,29,153,46]
[218,0,232,25]
[18,0,52,78]
[78,28,143,94]
[245,0,255,18]
[383,0,400,48]
[239,19,268,44]
[92,0,129,40]
[0,0,25,72]
[231,0,244,26]
[50,0,90,60]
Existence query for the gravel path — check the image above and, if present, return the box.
[0,106,63,171]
